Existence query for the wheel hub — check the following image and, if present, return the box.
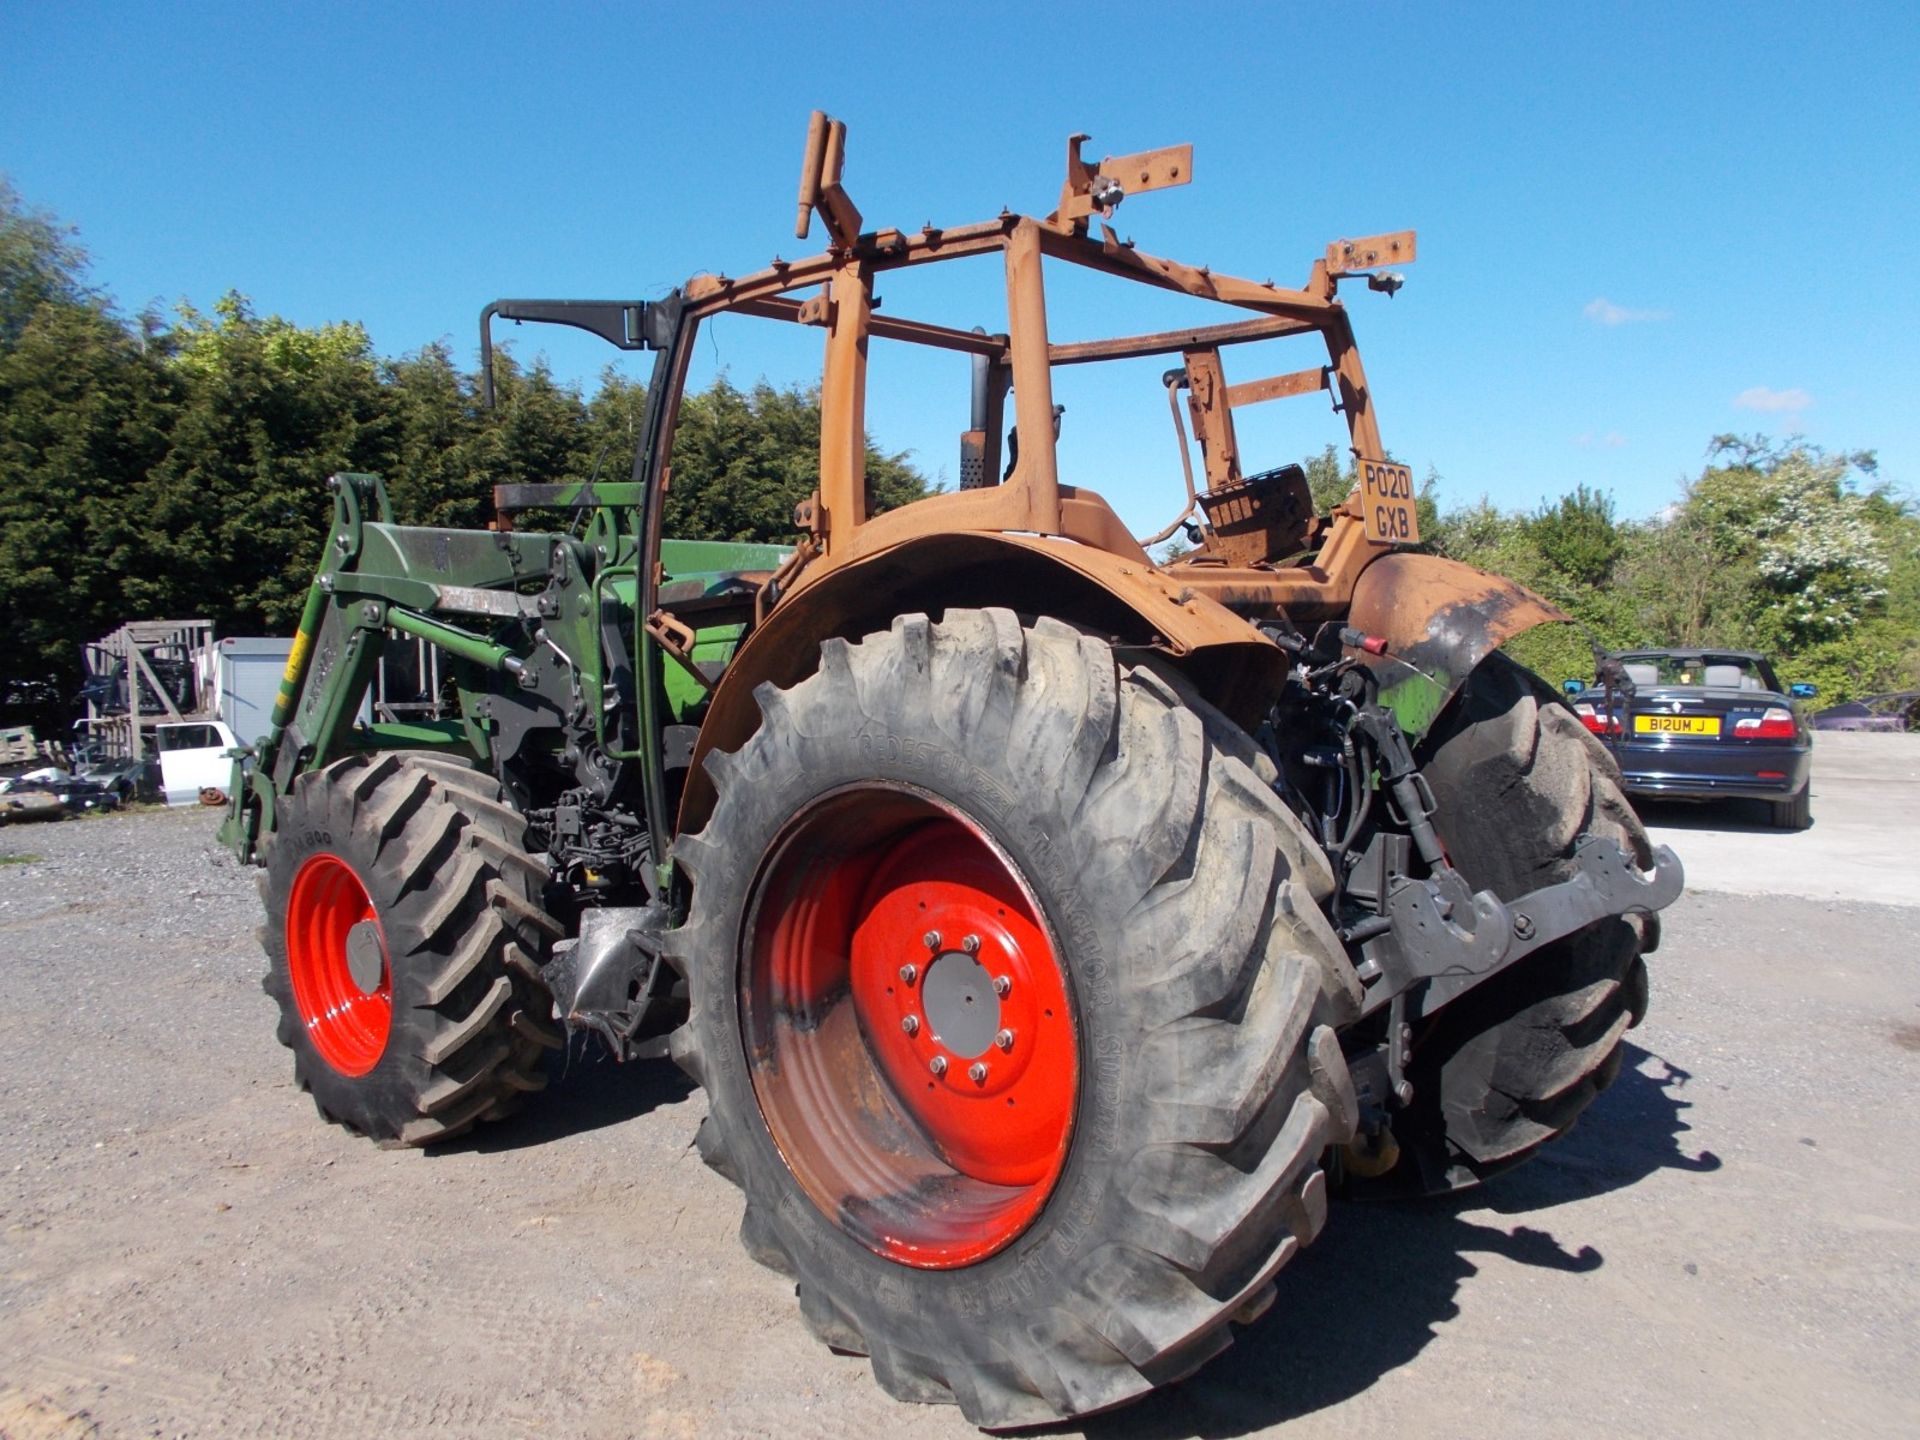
[741,786,1077,1269]
[919,950,999,1058]
[345,920,386,996]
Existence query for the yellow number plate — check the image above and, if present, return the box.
[1634,714,1721,736]
[1359,459,1419,545]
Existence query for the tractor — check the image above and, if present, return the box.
[223,114,1681,1427]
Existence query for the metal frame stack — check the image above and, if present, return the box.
[79,620,217,760]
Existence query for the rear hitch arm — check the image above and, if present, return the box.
[1360,835,1684,1021]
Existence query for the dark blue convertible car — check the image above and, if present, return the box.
[1564,649,1815,830]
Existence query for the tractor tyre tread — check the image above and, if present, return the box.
[260,751,556,1146]
[1380,652,1655,1192]
[667,609,1359,1427]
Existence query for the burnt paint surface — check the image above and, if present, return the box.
[677,533,1285,836]
[1348,552,1568,739]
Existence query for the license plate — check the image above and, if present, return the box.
[1358,459,1419,545]
[1634,714,1721,736]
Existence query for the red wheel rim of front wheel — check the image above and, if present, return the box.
[286,853,391,1077]
[741,786,1078,1270]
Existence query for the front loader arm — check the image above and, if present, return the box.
[220,472,609,864]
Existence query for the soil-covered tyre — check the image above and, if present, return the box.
[1359,652,1655,1195]
[261,751,563,1145]
[668,609,1363,1427]
[1771,784,1812,831]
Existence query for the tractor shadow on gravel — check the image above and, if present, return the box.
[1077,1043,1722,1439]
[442,1041,697,1154]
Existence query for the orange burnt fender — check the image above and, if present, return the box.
[676,531,1287,836]
[1346,552,1570,740]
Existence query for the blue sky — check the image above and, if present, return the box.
[4,1,1916,534]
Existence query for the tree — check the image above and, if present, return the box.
[381,341,489,529]
[0,183,946,736]
[1303,443,1349,513]
[1527,483,1623,590]
[133,293,393,633]
[8,177,1910,728]
[1747,452,1888,648]
[0,178,94,349]
[664,376,933,544]
[0,185,178,729]
[1675,437,1889,651]
[1616,510,1748,648]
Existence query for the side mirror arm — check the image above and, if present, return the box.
[479,300,671,407]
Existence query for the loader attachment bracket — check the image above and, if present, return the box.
[1049,133,1193,235]
[1325,230,1417,277]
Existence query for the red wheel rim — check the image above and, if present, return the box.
[286,853,391,1076]
[741,786,1077,1269]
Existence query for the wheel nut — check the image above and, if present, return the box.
[968,1062,989,1084]
[923,930,941,951]
[899,963,918,985]
[902,1015,920,1037]
[929,1055,947,1077]
[992,974,1011,998]
[995,1028,1015,1052]
[961,933,981,954]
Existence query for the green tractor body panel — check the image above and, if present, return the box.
[649,539,789,721]
[218,468,788,874]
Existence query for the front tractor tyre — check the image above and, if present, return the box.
[261,752,563,1145]
[669,610,1363,1427]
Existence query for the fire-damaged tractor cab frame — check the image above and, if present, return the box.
[223,116,1679,1422]
[229,108,1677,1092]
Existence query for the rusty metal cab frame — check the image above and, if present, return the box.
[649,115,1556,830]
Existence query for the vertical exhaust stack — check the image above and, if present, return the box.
[960,342,991,489]
[958,328,1011,490]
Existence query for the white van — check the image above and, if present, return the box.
[154,720,240,807]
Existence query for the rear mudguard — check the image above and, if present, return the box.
[1346,552,1569,742]
[676,531,1285,836]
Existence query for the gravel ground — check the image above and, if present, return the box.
[1,777,1916,1439]
[1637,731,1920,908]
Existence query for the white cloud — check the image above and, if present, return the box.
[1573,431,1628,450]
[1733,385,1814,413]
[1584,297,1669,326]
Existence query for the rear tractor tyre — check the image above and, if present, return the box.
[669,609,1363,1427]
[1356,653,1656,1194]
[260,751,563,1146]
